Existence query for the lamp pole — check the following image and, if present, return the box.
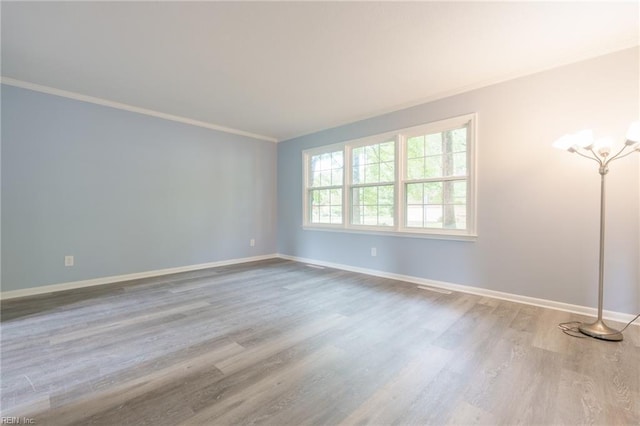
[554,124,640,341]
[577,163,623,341]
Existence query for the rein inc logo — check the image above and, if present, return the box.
[1,418,35,425]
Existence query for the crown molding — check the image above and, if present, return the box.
[0,77,279,143]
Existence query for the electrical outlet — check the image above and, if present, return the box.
[371,247,377,257]
[250,239,255,247]
[64,255,74,267]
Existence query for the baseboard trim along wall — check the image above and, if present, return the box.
[0,254,279,300]
[2,252,637,328]
[277,254,639,326]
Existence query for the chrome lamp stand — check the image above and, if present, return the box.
[553,124,640,341]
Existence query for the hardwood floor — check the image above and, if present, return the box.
[1,258,638,425]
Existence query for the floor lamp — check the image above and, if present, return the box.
[553,122,640,341]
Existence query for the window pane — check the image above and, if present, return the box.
[453,205,467,229]
[353,146,364,158]
[320,170,331,186]
[363,205,377,225]
[364,186,379,204]
[443,204,458,229]
[406,205,424,228]
[425,205,443,228]
[405,179,467,230]
[320,153,331,170]
[353,141,395,185]
[380,161,394,182]
[378,185,394,205]
[331,169,343,186]
[446,180,467,204]
[450,127,467,152]
[453,152,467,176]
[351,185,394,227]
[407,136,425,159]
[312,171,322,187]
[407,158,424,180]
[352,165,363,184]
[407,127,468,184]
[379,141,395,162]
[316,189,329,205]
[332,151,343,168]
[310,150,343,188]
[424,182,443,204]
[352,147,364,184]
[406,183,423,204]
[365,145,378,162]
[364,164,380,183]
[425,133,443,155]
[439,153,466,177]
[331,206,343,224]
[330,188,342,205]
[319,206,330,223]
[310,188,342,224]
[425,155,443,178]
[378,205,394,226]
[402,123,470,230]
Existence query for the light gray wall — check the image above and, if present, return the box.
[278,47,640,314]
[1,85,277,291]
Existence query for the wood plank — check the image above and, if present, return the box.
[1,258,638,425]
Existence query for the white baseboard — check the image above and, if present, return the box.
[3,252,637,328]
[277,254,639,326]
[0,254,278,300]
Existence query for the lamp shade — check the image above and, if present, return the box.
[552,129,593,150]
[574,129,594,148]
[594,137,613,156]
[552,134,576,150]
[626,121,640,145]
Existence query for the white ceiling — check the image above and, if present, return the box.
[2,1,638,142]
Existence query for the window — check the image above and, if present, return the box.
[308,150,343,224]
[303,114,476,239]
[351,140,395,226]
[405,127,468,230]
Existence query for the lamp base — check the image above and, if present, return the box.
[579,319,623,341]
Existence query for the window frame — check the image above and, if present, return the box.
[304,144,346,227]
[348,135,397,229]
[302,113,477,240]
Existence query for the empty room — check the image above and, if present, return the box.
[1,1,639,425]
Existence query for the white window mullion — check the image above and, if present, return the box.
[344,145,352,229]
[396,133,404,231]
[302,152,310,226]
[467,117,477,233]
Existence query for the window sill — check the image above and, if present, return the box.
[301,225,478,242]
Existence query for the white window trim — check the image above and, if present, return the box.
[302,142,345,227]
[347,137,397,228]
[302,113,478,240]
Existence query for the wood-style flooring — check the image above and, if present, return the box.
[1,258,639,425]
